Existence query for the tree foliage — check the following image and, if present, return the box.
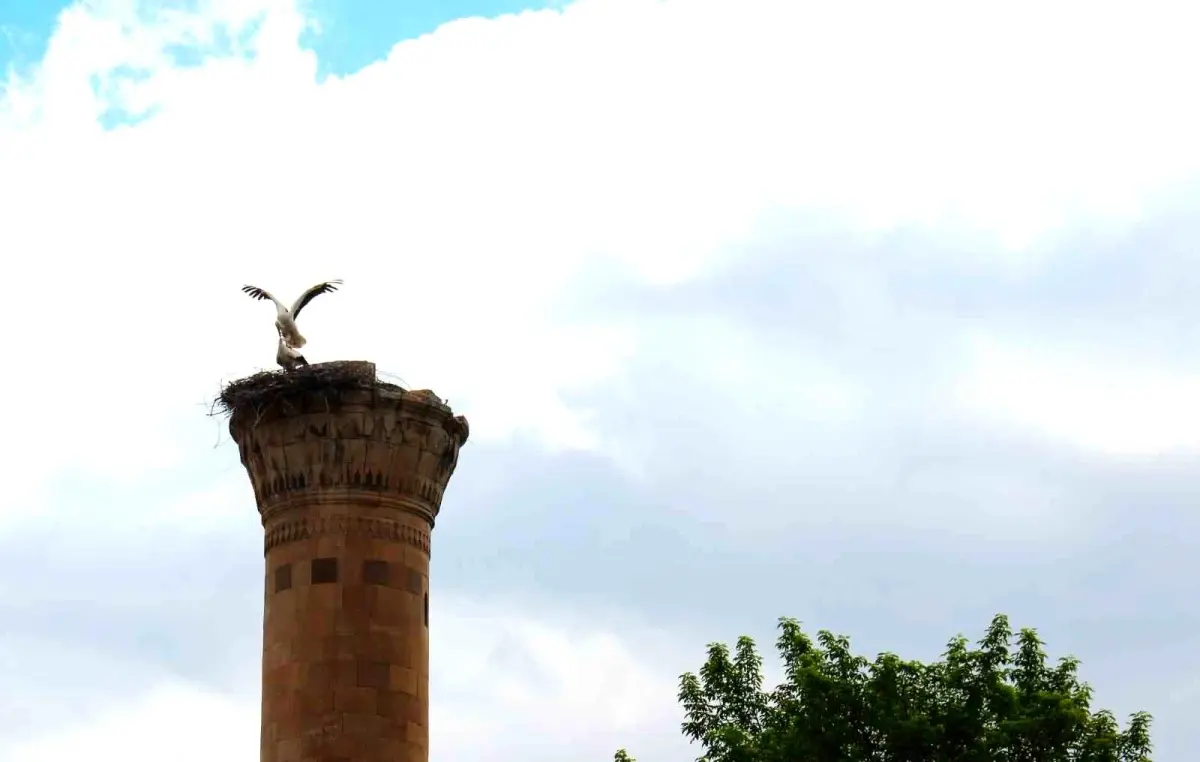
[622,614,1152,762]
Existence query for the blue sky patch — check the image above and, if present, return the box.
[0,0,60,76]
[1,0,553,85]
[301,0,552,79]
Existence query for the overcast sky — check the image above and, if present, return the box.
[2,0,1200,760]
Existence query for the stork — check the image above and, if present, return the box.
[276,336,310,371]
[241,280,342,349]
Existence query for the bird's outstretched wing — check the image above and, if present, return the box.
[242,285,285,310]
[290,280,343,319]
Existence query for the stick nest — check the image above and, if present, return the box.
[212,361,402,422]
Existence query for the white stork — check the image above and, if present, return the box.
[276,337,310,371]
[241,280,342,349]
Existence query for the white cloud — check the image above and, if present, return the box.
[432,596,686,760]
[2,598,688,762]
[4,681,260,762]
[0,626,260,760]
[5,0,1200,757]
[4,0,1200,496]
[954,335,1200,457]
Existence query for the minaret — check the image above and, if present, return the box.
[221,361,469,762]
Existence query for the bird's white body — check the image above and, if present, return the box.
[242,280,342,350]
[274,305,304,348]
[276,337,309,371]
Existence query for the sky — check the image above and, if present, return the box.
[1,0,1200,759]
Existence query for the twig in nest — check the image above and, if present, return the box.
[210,361,403,425]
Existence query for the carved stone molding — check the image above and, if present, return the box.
[227,368,469,531]
[253,471,447,525]
[264,513,431,556]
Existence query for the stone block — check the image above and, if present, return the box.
[226,366,468,762]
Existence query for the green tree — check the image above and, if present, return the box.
[662,614,1152,762]
[613,750,637,762]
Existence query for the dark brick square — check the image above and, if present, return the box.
[406,567,422,595]
[312,558,339,584]
[363,560,389,586]
[357,660,390,689]
[275,564,292,592]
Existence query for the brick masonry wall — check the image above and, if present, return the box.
[262,506,431,761]
[228,371,468,762]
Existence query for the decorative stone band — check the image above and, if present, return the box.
[256,476,446,526]
[264,513,431,556]
[228,378,469,528]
